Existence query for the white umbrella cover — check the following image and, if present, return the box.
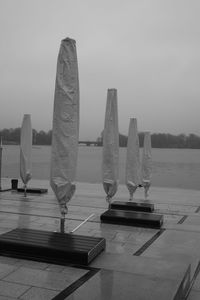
[20,114,32,196]
[102,89,119,208]
[0,137,2,191]
[50,38,79,229]
[142,131,152,199]
[125,118,141,200]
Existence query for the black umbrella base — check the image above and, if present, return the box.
[101,209,163,229]
[17,188,48,194]
[110,201,154,212]
[0,228,106,265]
[0,188,12,192]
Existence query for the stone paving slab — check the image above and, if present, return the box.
[183,215,200,225]
[3,263,89,288]
[65,268,187,300]
[188,290,200,300]
[13,259,49,270]
[0,179,200,299]
[0,261,90,299]
[0,263,18,279]
[0,280,30,298]
[143,230,200,261]
[19,287,58,300]
[162,214,183,225]
[192,270,200,291]
[163,223,200,232]
[0,296,16,300]
[91,252,190,281]
[155,203,198,214]
[4,267,72,290]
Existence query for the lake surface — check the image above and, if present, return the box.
[1,145,200,190]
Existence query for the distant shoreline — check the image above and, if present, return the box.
[1,128,200,148]
[2,143,200,150]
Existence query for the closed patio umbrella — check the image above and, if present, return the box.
[102,89,119,208]
[125,118,141,201]
[20,114,32,197]
[0,137,2,191]
[50,37,79,232]
[142,131,152,199]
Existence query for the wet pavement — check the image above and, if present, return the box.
[0,178,200,299]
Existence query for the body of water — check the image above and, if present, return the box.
[1,145,200,190]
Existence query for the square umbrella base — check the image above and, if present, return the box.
[101,209,163,229]
[110,201,154,212]
[17,188,48,194]
[0,228,106,265]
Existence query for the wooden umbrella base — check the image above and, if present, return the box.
[17,188,48,194]
[0,228,106,265]
[101,209,163,229]
[110,201,154,212]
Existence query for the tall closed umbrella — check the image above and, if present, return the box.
[50,38,79,232]
[125,118,141,201]
[102,89,119,208]
[142,131,152,199]
[0,137,3,191]
[20,114,32,197]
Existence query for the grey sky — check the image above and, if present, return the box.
[0,0,200,139]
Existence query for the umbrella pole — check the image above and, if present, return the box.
[106,195,112,209]
[127,183,137,202]
[60,213,65,233]
[60,206,68,233]
[24,184,27,197]
[129,193,134,201]
[144,188,148,200]
[129,188,137,201]
[143,182,150,200]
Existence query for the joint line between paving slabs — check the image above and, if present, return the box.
[185,260,200,299]
[178,215,188,224]
[52,267,100,299]
[133,229,166,256]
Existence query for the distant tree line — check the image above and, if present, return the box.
[111,132,200,149]
[0,128,52,145]
[1,128,200,149]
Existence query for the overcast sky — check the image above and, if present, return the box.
[0,0,200,139]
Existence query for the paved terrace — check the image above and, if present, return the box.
[0,179,200,299]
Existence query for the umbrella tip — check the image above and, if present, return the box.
[108,88,117,92]
[62,37,76,43]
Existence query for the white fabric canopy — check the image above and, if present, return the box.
[50,37,79,215]
[102,89,119,203]
[142,131,152,199]
[20,114,32,185]
[125,118,141,199]
[142,131,152,183]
